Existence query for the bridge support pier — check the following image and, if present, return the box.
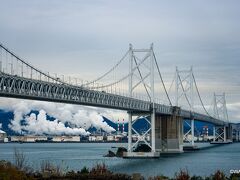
[127,113,132,152]
[212,124,233,144]
[231,124,240,142]
[124,107,183,158]
[227,124,233,141]
[232,128,240,142]
[123,110,160,158]
[236,130,240,142]
[191,119,195,146]
[237,131,240,142]
[182,118,199,150]
[155,109,184,154]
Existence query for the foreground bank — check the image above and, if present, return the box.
[1,143,240,178]
[1,160,240,180]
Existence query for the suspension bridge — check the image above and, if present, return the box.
[0,43,239,158]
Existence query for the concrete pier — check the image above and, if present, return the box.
[123,107,183,158]
[155,107,184,154]
[211,124,233,144]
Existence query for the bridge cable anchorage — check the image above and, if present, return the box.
[0,43,65,84]
[153,52,172,106]
[192,73,213,118]
[90,52,151,90]
[82,50,129,87]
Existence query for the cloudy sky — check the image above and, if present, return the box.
[0,0,240,123]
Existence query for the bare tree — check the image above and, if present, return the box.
[14,148,27,171]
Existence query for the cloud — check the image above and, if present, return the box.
[14,110,89,136]
[227,102,240,121]
[0,123,2,129]
[0,98,120,135]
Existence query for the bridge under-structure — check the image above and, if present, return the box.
[0,43,238,158]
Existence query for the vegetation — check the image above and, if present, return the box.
[0,150,240,180]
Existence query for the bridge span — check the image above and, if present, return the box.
[0,43,238,158]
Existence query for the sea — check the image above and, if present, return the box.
[0,142,239,178]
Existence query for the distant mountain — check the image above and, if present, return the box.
[0,110,214,136]
[0,110,14,135]
[0,110,58,135]
[183,120,214,136]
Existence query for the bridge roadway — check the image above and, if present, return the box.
[0,72,226,126]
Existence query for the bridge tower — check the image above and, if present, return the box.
[175,67,196,147]
[124,44,160,158]
[212,93,232,143]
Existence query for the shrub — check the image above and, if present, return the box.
[14,148,27,171]
[0,160,34,180]
[90,163,111,175]
[148,174,169,180]
[190,176,204,180]
[230,173,240,180]
[81,166,89,174]
[211,170,226,180]
[175,169,190,180]
[40,160,62,177]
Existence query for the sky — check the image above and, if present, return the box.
[0,0,240,127]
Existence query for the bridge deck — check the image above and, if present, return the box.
[0,72,226,126]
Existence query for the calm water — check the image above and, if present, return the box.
[0,142,239,178]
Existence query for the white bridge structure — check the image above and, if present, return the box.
[0,43,238,158]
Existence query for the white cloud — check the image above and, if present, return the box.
[0,98,123,135]
[0,123,2,129]
[17,110,89,136]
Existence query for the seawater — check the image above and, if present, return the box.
[0,142,239,178]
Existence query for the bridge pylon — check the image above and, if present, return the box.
[175,67,196,148]
[212,93,232,144]
[124,44,160,158]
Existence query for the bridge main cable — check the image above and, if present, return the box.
[82,50,129,87]
[153,52,172,106]
[0,43,64,84]
[192,73,213,118]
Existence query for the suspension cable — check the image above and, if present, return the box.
[83,50,129,86]
[91,73,130,90]
[0,43,63,83]
[153,52,172,106]
[91,52,150,90]
[167,71,176,96]
[192,73,213,117]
